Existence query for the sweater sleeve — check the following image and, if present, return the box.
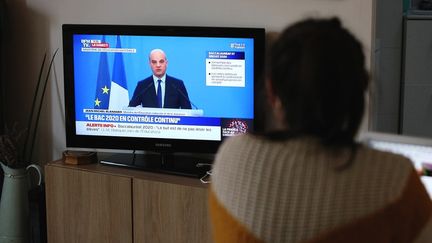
[209,187,264,243]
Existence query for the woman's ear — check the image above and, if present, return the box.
[266,78,278,108]
[266,79,286,129]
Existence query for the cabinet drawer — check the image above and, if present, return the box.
[133,178,212,243]
[45,165,133,243]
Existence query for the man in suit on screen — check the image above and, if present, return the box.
[129,49,192,109]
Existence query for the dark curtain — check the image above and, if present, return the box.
[0,0,5,218]
[0,0,4,135]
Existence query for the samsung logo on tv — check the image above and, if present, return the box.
[155,143,172,148]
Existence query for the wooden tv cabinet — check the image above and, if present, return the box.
[45,160,211,243]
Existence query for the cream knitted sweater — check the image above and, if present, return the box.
[209,134,432,243]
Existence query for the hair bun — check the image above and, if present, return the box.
[329,17,342,28]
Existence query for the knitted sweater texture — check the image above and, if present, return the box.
[209,134,432,243]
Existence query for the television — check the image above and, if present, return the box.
[62,24,265,176]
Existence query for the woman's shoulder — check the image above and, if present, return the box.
[215,133,269,157]
[214,133,287,166]
[213,133,263,167]
[216,133,416,168]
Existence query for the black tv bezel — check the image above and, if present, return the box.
[62,24,265,154]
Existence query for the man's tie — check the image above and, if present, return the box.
[157,80,162,108]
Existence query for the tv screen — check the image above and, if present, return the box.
[63,24,265,175]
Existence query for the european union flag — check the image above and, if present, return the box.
[94,35,110,109]
[109,35,129,110]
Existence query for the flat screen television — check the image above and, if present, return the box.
[63,24,265,176]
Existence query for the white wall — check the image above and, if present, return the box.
[3,0,374,164]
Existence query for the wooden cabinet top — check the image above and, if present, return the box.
[46,160,208,189]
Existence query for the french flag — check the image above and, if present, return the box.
[94,35,110,109]
[109,35,129,110]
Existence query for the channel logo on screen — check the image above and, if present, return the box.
[80,39,109,48]
[221,119,250,137]
[230,42,246,49]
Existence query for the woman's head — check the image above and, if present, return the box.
[267,17,369,145]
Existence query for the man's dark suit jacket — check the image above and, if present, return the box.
[129,75,192,109]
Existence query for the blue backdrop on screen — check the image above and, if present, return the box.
[73,34,255,119]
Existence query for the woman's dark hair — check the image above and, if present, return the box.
[268,17,369,146]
